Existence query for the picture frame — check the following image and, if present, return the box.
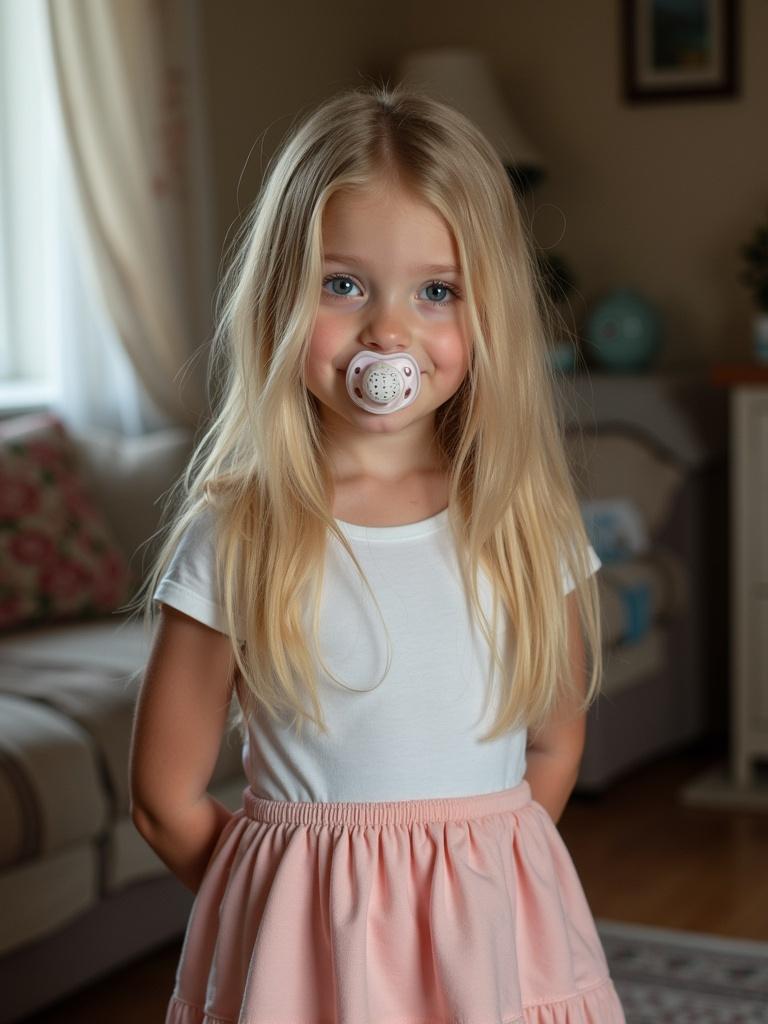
[622,0,739,102]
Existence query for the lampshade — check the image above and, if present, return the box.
[395,47,545,191]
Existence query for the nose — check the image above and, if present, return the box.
[360,305,412,352]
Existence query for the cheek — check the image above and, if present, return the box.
[306,316,342,377]
[432,322,470,373]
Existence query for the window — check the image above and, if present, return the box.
[0,0,165,434]
[0,0,62,411]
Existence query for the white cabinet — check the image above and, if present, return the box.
[732,386,768,786]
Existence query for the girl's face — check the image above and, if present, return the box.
[305,178,471,472]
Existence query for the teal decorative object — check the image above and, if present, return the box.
[585,289,662,371]
[547,341,576,373]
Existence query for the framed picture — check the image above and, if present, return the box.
[622,0,739,102]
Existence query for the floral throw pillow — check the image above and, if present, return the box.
[0,412,133,631]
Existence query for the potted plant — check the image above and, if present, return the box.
[739,206,768,364]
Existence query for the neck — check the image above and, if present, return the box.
[320,409,444,483]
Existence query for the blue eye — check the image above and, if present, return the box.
[321,273,460,304]
[421,281,458,304]
[322,274,362,298]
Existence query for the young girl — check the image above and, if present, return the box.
[129,83,626,1023]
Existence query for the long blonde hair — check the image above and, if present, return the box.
[129,81,602,748]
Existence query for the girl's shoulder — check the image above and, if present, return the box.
[163,501,222,577]
[153,500,230,635]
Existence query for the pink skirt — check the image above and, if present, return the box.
[165,780,626,1023]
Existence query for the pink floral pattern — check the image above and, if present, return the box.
[0,412,133,631]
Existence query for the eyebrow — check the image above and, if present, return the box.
[323,252,463,276]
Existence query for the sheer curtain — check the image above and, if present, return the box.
[52,110,173,437]
[0,0,217,436]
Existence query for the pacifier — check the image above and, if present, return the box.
[345,350,421,415]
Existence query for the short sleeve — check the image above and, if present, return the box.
[153,504,230,635]
[560,543,602,596]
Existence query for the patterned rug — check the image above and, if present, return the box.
[598,919,768,1022]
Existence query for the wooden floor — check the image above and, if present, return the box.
[23,740,768,1023]
[561,740,768,942]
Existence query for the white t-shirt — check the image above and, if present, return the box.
[152,504,601,803]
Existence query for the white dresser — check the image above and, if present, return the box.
[680,364,768,810]
[727,370,768,788]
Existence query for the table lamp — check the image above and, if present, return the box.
[395,47,545,195]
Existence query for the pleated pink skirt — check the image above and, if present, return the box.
[165,779,626,1023]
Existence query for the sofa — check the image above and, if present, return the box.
[0,418,247,1024]
[0,371,727,1022]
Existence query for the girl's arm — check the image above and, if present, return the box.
[129,604,238,893]
[524,591,587,825]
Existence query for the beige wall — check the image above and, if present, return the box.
[200,0,768,367]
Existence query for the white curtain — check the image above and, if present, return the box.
[52,122,173,436]
[42,0,217,434]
